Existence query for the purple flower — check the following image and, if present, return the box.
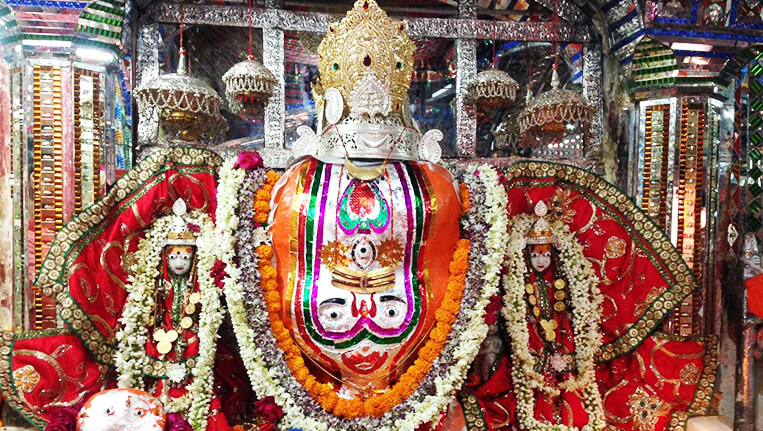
[166,412,193,431]
[235,151,264,170]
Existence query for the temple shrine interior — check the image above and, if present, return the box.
[0,0,762,430]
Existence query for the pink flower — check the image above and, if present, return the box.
[210,260,228,288]
[45,405,81,431]
[235,151,264,170]
[187,223,201,233]
[166,412,193,431]
[253,396,284,424]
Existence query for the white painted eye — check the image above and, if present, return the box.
[373,295,406,329]
[317,298,355,333]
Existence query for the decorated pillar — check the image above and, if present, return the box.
[632,92,729,336]
[0,1,132,329]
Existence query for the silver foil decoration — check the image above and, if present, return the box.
[583,42,604,167]
[459,0,477,19]
[456,38,477,158]
[146,3,591,42]
[263,26,285,151]
[136,24,161,153]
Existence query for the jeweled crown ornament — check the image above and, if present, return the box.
[292,0,444,164]
[165,199,197,246]
[317,0,415,116]
[527,200,555,245]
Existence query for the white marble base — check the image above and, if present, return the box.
[687,416,732,431]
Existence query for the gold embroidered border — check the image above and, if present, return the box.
[33,147,222,365]
[499,161,696,362]
[665,333,718,430]
[458,389,487,430]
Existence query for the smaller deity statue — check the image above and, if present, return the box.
[125,199,233,428]
[148,200,201,365]
[520,201,588,427]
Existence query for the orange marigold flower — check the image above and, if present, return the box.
[435,307,457,325]
[256,245,274,259]
[254,201,270,213]
[255,189,271,201]
[270,319,286,336]
[262,280,279,293]
[318,392,338,411]
[459,183,470,213]
[266,170,280,184]
[254,213,269,224]
[260,265,278,280]
[264,290,280,304]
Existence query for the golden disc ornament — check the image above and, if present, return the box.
[134,50,225,142]
[222,57,277,118]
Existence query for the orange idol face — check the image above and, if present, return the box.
[270,158,461,398]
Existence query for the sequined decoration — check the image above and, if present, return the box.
[627,387,671,431]
[12,365,40,394]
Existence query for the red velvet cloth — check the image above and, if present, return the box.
[9,332,105,424]
[746,273,763,318]
[460,166,716,430]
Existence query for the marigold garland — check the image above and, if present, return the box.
[459,182,470,213]
[253,179,470,418]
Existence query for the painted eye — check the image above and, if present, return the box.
[105,408,113,415]
[388,309,395,317]
[330,312,338,319]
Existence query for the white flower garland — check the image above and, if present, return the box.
[115,209,223,431]
[217,162,507,431]
[502,214,606,431]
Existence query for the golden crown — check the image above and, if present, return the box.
[317,0,415,116]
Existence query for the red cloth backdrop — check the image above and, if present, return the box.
[463,161,717,431]
[0,148,222,427]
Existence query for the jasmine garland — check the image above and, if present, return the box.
[217,161,506,431]
[502,214,606,431]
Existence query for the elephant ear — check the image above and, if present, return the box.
[502,161,695,361]
[34,148,222,365]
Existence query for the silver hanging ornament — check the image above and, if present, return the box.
[135,50,224,142]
